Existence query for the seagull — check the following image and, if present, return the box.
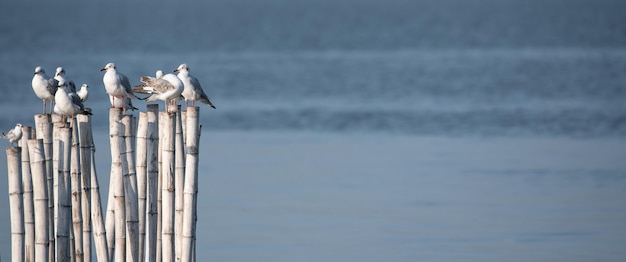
[54,67,76,93]
[133,70,183,112]
[109,95,138,112]
[101,63,138,110]
[31,66,59,114]
[77,83,89,102]
[54,81,91,126]
[174,63,216,109]
[1,123,23,147]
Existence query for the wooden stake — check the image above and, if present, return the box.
[70,118,84,262]
[28,139,49,262]
[122,115,139,262]
[56,125,72,262]
[161,105,177,262]
[175,105,185,261]
[181,107,200,262]
[7,146,24,262]
[78,114,109,262]
[77,114,92,262]
[21,126,35,262]
[145,104,159,262]
[136,112,148,262]
[104,108,121,260]
[34,114,54,259]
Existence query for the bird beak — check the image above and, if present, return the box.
[100,68,106,71]
[174,69,179,72]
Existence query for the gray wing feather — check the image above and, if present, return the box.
[119,73,137,98]
[191,76,216,108]
[47,78,59,96]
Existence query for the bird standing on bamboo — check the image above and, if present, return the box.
[101,62,138,112]
[54,66,76,93]
[133,70,183,112]
[32,66,59,114]
[1,123,23,147]
[174,63,216,109]
[54,81,91,126]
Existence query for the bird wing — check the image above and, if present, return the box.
[47,78,59,96]
[119,73,137,98]
[135,76,176,94]
[70,93,85,112]
[191,76,216,108]
[68,81,76,93]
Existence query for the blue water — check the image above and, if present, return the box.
[1,0,626,261]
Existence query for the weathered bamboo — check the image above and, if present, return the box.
[81,115,109,262]
[21,126,35,262]
[56,125,72,262]
[52,114,65,260]
[156,110,164,262]
[106,108,126,262]
[70,118,84,262]
[161,105,177,262]
[181,110,187,144]
[136,112,148,262]
[181,107,200,262]
[28,139,50,262]
[175,105,185,261]
[145,104,159,262]
[7,146,24,262]
[122,115,139,262]
[77,114,92,262]
[34,114,54,259]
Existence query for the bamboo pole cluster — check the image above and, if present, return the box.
[4,104,202,262]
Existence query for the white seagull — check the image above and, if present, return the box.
[54,67,76,93]
[31,66,59,114]
[1,123,23,147]
[77,83,89,102]
[133,70,183,111]
[54,81,91,125]
[101,62,138,109]
[174,63,216,109]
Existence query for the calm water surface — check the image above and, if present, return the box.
[0,0,625,260]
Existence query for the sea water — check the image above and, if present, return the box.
[0,0,625,261]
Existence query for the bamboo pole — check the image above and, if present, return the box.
[28,139,50,262]
[52,114,65,261]
[122,115,139,262]
[70,118,84,262]
[79,114,109,262]
[181,107,200,262]
[7,146,24,262]
[21,126,35,262]
[106,108,126,262]
[77,114,92,262]
[156,110,164,262]
[136,112,148,262]
[56,125,72,262]
[175,105,185,261]
[145,104,159,262]
[106,108,121,260]
[161,105,177,262]
[34,114,54,260]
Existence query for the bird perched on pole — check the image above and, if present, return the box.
[31,66,59,114]
[174,63,216,109]
[54,81,91,127]
[134,70,183,112]
[101,62,138,111]
[77,83,89,102]
[54,66,76,93]
[1,123,23,147]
